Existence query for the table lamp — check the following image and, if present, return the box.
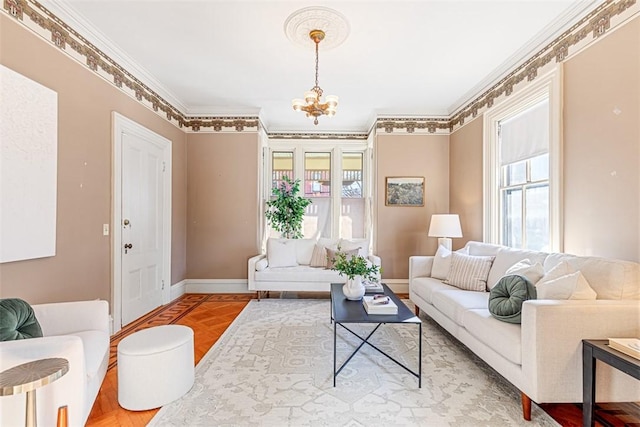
[428,214,462,251]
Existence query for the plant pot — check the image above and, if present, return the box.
[343,276,365,301]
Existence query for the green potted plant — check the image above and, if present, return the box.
[330,249,381,300]
[265,176,311,239]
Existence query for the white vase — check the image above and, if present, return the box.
[343,275,365,301]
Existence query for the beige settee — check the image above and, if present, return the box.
[248,237,381,295]
[409,241,640,420]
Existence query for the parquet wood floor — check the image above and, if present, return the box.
[86,293,638,427]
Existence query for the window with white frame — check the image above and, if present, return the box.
[484,67,562,252]
[266,141,371,241]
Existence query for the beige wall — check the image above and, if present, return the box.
[562,18,639,261]
[450,116,484,249]
[186,133,260,279]
[0,15,188,303]
[376,134,449,278]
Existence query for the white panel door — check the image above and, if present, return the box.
[121,132,164,326]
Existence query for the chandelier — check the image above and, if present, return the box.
[291,30,338,125]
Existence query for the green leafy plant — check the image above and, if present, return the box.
[265,176,312,239]
[330,248,381,281]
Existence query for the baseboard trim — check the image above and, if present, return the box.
[173,279,408,295]
[170,279,187,301]
[185,279,252,294]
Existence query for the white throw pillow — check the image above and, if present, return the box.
[295,238,317,265]
[255,258,269,271]
[340,238,369,258]
[445,252,495,292]
[536,271,597,300]
[431,245,452,280]
[267,239,298,268]
[505,259,545,285]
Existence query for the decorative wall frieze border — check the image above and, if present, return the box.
[375,117,451,135]
[3,0,638,136]
[268,132,368,141]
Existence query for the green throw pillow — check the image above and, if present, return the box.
[488,275,537,324]
[0,298,43,341]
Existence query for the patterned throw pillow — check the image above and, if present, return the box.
[309,244,328,268]
[445,252,495,291]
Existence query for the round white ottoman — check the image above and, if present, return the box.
[117,325,194,410]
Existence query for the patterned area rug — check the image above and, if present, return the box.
[149,299,559,426]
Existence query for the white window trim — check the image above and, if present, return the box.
[264,139,372,243]
[483,65,564,251]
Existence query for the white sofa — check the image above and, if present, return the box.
[0,300,110,427]
[248,237,381,294]
[409,241,640,420]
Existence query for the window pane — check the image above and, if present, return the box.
[303,198,331,238]
[504,160,526,186]
[342,153,363,198]
[502,188,522,248]
[304,153,331,198]
[530,153,549,182]
[525,184,549,251]
[341,198,365,239]
[272,152,293,191]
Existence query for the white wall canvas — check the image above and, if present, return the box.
[0,65,58,263]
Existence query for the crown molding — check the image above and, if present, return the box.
[38,0,188,113]
[267,132,368,141]
[3,0,637,136]
[448,0,604,115]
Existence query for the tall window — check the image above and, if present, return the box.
[266,141,370,241]
[499,99,550,250]
[484,67,562,252]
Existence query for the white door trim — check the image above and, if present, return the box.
[112,112,172,333]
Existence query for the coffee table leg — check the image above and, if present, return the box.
[418,323,422,388]
[582,344,595,427]
[333,320,337,387]
[26,389,36,427]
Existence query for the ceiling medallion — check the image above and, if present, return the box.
[284,6,350,51]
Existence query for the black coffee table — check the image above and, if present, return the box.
[330,283,422,387]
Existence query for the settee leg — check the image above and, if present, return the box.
[414,306,420,316]
[521,392,532,421]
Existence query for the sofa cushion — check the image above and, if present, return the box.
[487,248,548,289]
[489,275,536,324]
[536,270,597,300]
[463,309,523,365]
[309,244,328,267]
[255,258,269,271]
[431,289,490,325]
[340,238,368,258]
[267,238,298,268]
[255,265,345,282]
[432,245,452,280]
[504,259,545,285]
[68,330,109,380]
[465,241,503,257]
[295,239,317,265]
[544,253,639,300]
[445,252,494,291]
[410,277,458,304]
[0,298,43,341]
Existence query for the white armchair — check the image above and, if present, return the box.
[0,300,110,427]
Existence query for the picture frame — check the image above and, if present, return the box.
[385,176,425,206]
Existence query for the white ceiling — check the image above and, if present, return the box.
[43,0,600,133]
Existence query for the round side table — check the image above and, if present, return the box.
[0,358,69,427]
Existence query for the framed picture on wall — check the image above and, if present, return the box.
[385,177,425,206]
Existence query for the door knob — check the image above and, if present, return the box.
[123,219,130,226]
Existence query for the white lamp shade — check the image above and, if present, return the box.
[428,214,462,238]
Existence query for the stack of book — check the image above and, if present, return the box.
[608,338,640,360]
[364,281,384,294]
[363,295,398,315]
